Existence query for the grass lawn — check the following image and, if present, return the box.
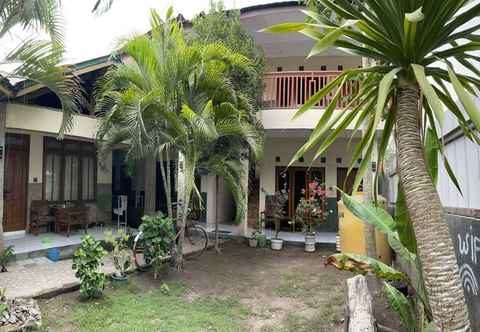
[36,241,362,332]
[40,279,249,332]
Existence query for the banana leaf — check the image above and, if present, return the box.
[326,253,408,283]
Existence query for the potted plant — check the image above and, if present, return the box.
[250,217,267,248]
[294,180,327,252]
[270,190,289,250]
[249,231,258,247]
[105,230,132,285]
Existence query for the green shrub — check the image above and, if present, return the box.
[0,246,14,272]
[105,229,131,278]
[72,235,107,299]
[139,213,175,278]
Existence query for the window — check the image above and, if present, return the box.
[43,137,96,202]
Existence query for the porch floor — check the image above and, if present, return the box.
[5,226,127,257]
[204,223,337,244]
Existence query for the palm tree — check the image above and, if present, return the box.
[263,1,480,330]
[0,0,83,252]
[96,8,263,269]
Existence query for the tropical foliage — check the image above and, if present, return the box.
[96,8,263,268]
[72,235,107,299]
[326,192,433,332]
[0,0,83,134]
[294,179,327,235]
[191,0,266,110]
[104,229,132,278]
[138,214,175,279]
[0,0,83,254]
[263,1,477,329]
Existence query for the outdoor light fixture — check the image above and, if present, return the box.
[275,156,280,162]
[336,157,342,164]
[371,161,377,172]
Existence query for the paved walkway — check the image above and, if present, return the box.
[1,242,213,299]
[0,256,116,299]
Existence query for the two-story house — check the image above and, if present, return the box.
[1,1,378,254]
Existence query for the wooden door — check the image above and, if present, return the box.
[336,167,358,201]
[3,134,29,232]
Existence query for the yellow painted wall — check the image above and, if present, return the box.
[338,194,392,264]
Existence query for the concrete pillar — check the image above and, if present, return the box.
[144,155,157,214]
[200,174,217,232]
[96,151,112,224]
[0,103,5,252]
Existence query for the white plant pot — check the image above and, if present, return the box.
[271,238,284,250]
[249,238,258,248]
[305,234,316,252]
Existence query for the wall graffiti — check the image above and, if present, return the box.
[448,215,480,331]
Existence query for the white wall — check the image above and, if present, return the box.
[6,103,99,139]
[260,108,372,131]
[258,136,361,213]
[438,135,480,209]
[265,55,362,72]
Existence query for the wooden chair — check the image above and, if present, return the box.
[30,200,55,235]
[53,206,89,237]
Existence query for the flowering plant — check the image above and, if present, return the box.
[295,179,327,235]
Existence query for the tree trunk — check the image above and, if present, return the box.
[158,150,172,219]
[345,275,375,332]
[166,149,173,219]
[0,104,5,253]
[174,151,195,270]
[174,152,186,270]
[215,175,220,253]
[396,84,470,331]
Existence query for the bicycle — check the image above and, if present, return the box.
[133,216,209,271]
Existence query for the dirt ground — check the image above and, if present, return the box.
[167,240,349,331]
[38,241,403,331]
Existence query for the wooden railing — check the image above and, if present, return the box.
[262,71,357,109]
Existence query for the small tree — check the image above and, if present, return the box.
[191,0,266,111]
[294,180,327,235]
[72,235,107,299]
[271,190,288,240]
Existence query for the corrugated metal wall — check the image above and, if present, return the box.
[438,134,480,209]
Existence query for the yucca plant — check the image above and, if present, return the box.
[263,1,480,330]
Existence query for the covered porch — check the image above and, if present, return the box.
[4,226,126,260]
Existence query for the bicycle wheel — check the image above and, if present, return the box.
[184,225,208,259]
[132,232,152,271]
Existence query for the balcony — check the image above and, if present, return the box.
[262,71,356,109]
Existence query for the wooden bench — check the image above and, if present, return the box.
[53,206,89,237]
[30,200,56,235]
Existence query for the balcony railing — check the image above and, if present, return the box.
[262,71,356,109]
